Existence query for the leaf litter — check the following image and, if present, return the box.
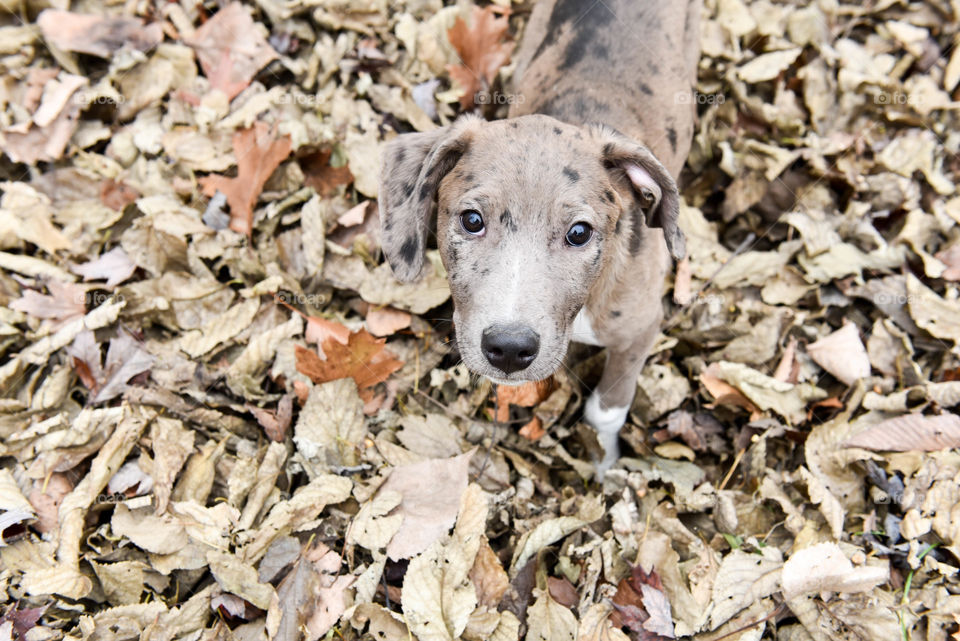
[1,0,960,640]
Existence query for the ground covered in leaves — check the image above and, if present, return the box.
[1,0,960,639]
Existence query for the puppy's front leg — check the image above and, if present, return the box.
[585,337,656,477]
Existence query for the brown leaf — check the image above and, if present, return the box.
[699,368,761,416]
[184,2,278,100]
[248,394,294,442]
[518,416,545,441]
[547,576,579,608]
[300,148,354,197]
[843,413,960,451]
[446,6,515,108]
[199,122,292,236]
[470,538,509,609]
[99,179,140,211]
[494,378,556,422]
[295,329,403,391]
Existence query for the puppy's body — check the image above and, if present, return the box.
[380,0,701,475]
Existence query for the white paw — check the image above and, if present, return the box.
[584,393,629,478]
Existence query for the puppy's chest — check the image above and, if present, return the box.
[570,309,604,346]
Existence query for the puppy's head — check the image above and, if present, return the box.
[379,114,683,384]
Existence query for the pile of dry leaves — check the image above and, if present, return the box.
[1,0,959,639]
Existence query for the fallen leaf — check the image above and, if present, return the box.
[446,6,515,108]
[295,329,403,391]
[71,248,137,288]
[843,413,960,451]
[37,10,163,58]
[494,378,556,422]
[518,416,545,441]
[99,179,140,211]
[293,378,365,467]
[83,331,156,404]
[248,394,293,442]
[380,451,474,560]
[401,484,487,641]
[365,306,412,337]
[10,280,86,322]
[337,201,369,227]
[806,323,872,386]
[184,2,278,100]
[198,121,292,236]
[305,316,351,346]
[300,148,354,197]
[1,70,87,164]
[525,587,577,641]
[935,243,960,281]
[781,542,888,600]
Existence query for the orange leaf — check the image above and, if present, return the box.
[300,148,354,197]
[295,329,403,390]
[518,416,545,441]
[494,378,555,422]
[446,6,515,108]
[198,121,291,236]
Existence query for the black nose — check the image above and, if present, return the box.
[481,324,540,374]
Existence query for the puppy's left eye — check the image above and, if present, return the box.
[460,210,485,235]
[565,222,593,247]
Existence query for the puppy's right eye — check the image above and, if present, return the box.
[460,210,485,235]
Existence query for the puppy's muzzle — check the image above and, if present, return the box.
[481,324,540,374]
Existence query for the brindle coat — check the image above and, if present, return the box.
[378,0,701,475]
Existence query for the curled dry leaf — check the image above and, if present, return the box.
[843,413,960,451]
[806,323,871,386]
[781,542,888,600]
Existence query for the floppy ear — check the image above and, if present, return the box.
[378,116,481,282]
[595,127,685,261]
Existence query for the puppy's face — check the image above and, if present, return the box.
[379,114,682,385]
[435,119,617,384]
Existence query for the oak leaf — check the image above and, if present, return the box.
[199,122,291,236]
[447,6,515,108]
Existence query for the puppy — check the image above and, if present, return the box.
[379,0,701,475]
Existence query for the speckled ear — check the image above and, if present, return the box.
[378,115,481,282]
[594,126,685,262]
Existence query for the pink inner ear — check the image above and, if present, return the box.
[623,162,662,207]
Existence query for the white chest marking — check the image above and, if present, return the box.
[571,309,603,346]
